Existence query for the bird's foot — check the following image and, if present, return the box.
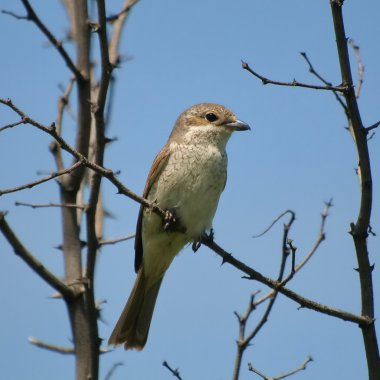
[192,229,214,253]
[192,239,201,253]
[203,228,214,241]
[163,210,179,232]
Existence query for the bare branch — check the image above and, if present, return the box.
[28,337,109,355]
[99,234,135,246]
[274,356,313,380]
[330,3,379,378]
[253,201,331,307]
[162,361,183,380]
[0,119,25,133]
[1,9,28,20]
[248,356,313,380]
[16,0,84,81]
[201,235,371,326]
[242,60,348,92]
[106,0,139,23]
[365,121,380,134]
[248,363,271,380]
[0,98,171,223]
[15,201,87,210]
[104,362,124,380]
[294,199,332,272]
[252,210,294,238]
[28,337,75,355]
[0,213,75,300]
[55,76,75,137]
[300,52,347,112]
[0,160,84,196]
[108,0,139,65]
[233,213,296,380]
[348,39,364,98]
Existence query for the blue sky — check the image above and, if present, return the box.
[0,1,379,379]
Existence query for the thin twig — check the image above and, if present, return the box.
[56,76,75,136]
[254,201,331,307]
[252,210,294,238]
[15,201,87,210]
[294,199,332,272]
[1,9,28,20]
[104,362,124,380]
[28,337,109,355]
[248,363,271,380]
[162,361,183,380]
[242,60,348,92]
[0,119,25,133]
[274,356,313,380]
[0,160,84,196]
[0,213,75,300]
[106,0,139,22]
[99,234,135,246]
[300,52,347,112]
[248,356,313,380]
[348,39,364,98]
[365,121,380,134]
[233,213,296,380]
[28,337,75,355]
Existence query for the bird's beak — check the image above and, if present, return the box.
[224,119,251,131]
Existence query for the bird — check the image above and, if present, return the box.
[109,103,250,350]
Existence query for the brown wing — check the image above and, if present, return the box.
[134,145,171,272]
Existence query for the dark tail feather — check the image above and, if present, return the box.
[108,269,163,350]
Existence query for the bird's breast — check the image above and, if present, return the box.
[150,143,227,239]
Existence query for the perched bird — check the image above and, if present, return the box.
[109,103,250,350]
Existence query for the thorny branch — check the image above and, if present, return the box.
[201,234,371,326]
[0,98,169,223]
[0,98,371,327]
[330,3,379,379]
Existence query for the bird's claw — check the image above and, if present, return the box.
[163,210,178,232]
[203,228,214,241]
[192,240,201,253]
[192,229,214,253]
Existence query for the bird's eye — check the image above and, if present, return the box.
[205,113,218,122]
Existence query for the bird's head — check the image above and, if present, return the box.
[169,103,250,146]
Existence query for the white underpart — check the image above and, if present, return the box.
[142,125,231,286]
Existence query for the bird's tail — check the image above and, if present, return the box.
[108,269,163,350]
